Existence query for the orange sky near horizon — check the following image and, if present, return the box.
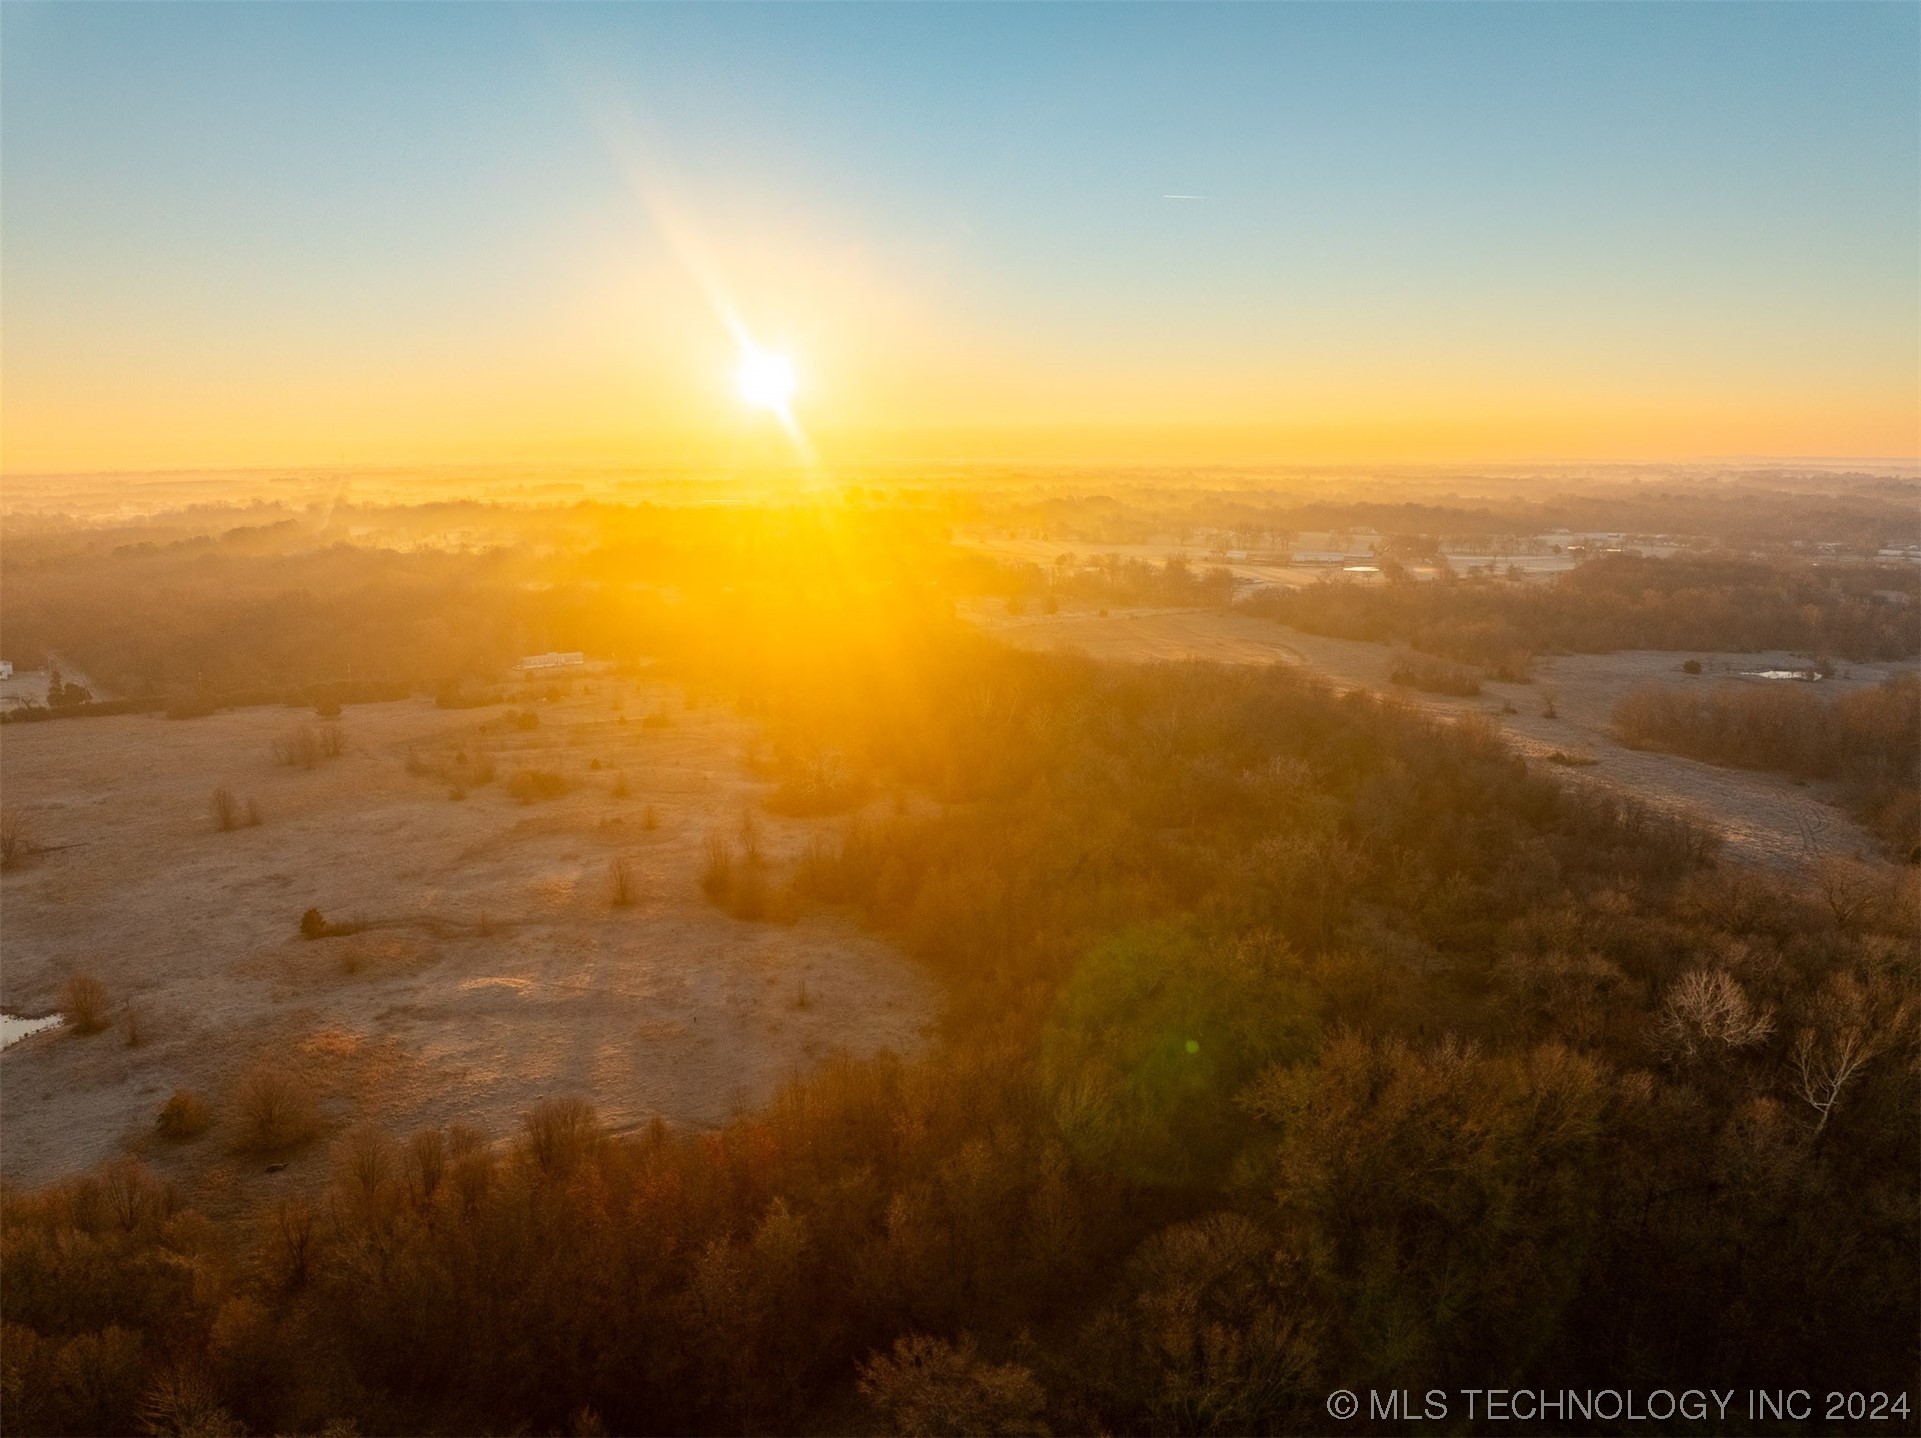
[4,5,1916,477]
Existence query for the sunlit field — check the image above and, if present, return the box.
[3,5,1918,1437]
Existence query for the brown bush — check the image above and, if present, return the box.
[1389,650,1482,696]
[700,833,734,899]
[156,1090,213,1141]
[210,786,241,832]
[506,769,569,803]
[60,974,111,1034]
[609,856,636,907]
[0,809,34,870]
[272,727,322,769]
[235,1064,321,1153]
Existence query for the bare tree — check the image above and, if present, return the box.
[1790,1025,1879,1138]
[1654,969,1774,1063]
[1811,856,1891,933]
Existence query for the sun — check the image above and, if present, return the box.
[737,348,796,417]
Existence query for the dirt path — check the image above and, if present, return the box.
[0,683,933,1196]
[962,600,1908,870]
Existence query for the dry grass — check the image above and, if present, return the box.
[0,688,933,1189]
[609,856,636,907]
[60,974,111,1034]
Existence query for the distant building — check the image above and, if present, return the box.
[517,651,586,672]
[1289,550,1348,566]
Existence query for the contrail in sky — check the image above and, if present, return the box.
[1162,193,1207,200]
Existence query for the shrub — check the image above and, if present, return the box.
[60,974,111,1034]
[0,809,34,870]
[273,727,323,768]
[210,787,241,832]
[701,834,734,899]
[506,769,569,803]
[236,1064,321,1153]
[766,750,866,816]
[609,856,636,907]
[1389,651,1482,696]
[315,698,342,718]
[156,1090,213,1141]
[299,908,329,939]
[1682,659,1703,675]
[730,861,771,920]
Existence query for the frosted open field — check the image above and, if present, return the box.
[0,681,934,1197]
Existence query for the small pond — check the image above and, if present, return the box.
[1,1014,60,1049]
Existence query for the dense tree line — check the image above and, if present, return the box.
[0,503,950,703]
[1245,555,1920,672]
[5,636,1914,1436]
[1614,675,1921,860]
[960,471,1921,554]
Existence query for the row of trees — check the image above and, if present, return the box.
[1614,674,1921,859]
[5,636,1915,1435]
[1244,554,1921,670]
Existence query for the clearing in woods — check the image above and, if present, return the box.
[0,679,933,1198]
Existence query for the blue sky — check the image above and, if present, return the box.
[4,2,1916,467]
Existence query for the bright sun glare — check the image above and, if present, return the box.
[737,348,796,417]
